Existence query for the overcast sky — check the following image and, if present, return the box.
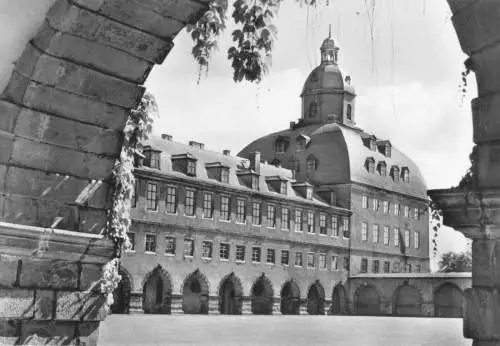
[145,0,474,268]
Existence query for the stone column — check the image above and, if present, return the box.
[380,297,393,315]
[209,296,220,315]
[299,299,308,315]
[272,298,282,315]
[324,300,332,315]
[129,292,143,314]
[170,295,184,315]
[421,302,434,317]
[241,297,252,315]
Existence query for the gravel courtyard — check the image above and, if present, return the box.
[99,315,471,346]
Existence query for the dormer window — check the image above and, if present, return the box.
[362,135,377,151]
[377,161,387,176]
[377,140,392,157]
[309,99,319,118]
[390,166,400,183]
[370,140,377,151]
[292,182,314,200]
[296,134,310,152]
[171,153,197,177]
[306,187,313,200]
[265,176,288,195]
[365,157,375,173]
[306,155,318,172]
[143,146,161,169]
[206,162,230,183]
[401,167,410,183]
[274,136,290,154]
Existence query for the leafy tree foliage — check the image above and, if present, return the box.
[438,250,472,273]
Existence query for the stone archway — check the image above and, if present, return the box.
[307,281,325,315]
[280,280,301,315]
[393,284,422,316]
[434,282,465,318]
[182,270,210,314]
[251,274,274,315]
[331,284,348,315]
[218,273,243,315]
[142,266,172,314]
[355,285,381,316]
[110,266,133,314]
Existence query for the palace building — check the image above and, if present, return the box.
[113,34,433,316]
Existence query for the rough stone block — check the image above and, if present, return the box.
[0,132,14,164]
[14,45,144,108]
[472,44,500,96]
[472,239,500,287]
[3,73,129,131]
[0,254,19,288]
[0,320,20,346]
[48,0,173,64]
[0,289,35,318]
[128,0,207,23]
[18,321,77,346]
[0,100,20,133]
[56,291,107,321]
[34,290,56,320]
[464,287,500,340]
[78,208,107,234]
[77,322,100,346]
[75,0,186,39]
[451,0,500,54]
[476,143,500,187]
[10,137,115,180]
[20,259,78,289]
[472,93,500,143]
[80,264,102,292]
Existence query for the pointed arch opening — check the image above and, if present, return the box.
[251,274,274,315]
[182,270,210,314]
[331,284,348,315]
[110,266,132,314]
[307,281,325,315]
[280,281,301,315]
[142,266,172,314]
[218,273,243,315]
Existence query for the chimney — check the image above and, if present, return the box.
[161,134,172,141]
[249,151,261,174]
[223,149,231,156]
[189,141,204,150]
[289,121,295,129]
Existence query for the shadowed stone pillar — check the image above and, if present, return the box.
[208,296,220,315]
[171,295,184,315]
[324,300,332,315]
[129,292,143,314]
[299,299,308,315]
[241,297,252,315]
[430,1,500,345]
[272,298,282,315]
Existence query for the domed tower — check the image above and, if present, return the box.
[300,29,356,127]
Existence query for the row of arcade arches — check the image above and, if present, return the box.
[110,266,349,315]
[355,282,466,317]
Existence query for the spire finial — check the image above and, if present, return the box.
[328,24,332,38]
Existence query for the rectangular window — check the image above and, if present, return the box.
[187,160,196,176]
[126,232,135,251]
[394,262,400,273]
[384,261,390,273]
[383,226,390,245]
[361,222,368,241]
[251,247,261,263]
[407,264,413,273]
[236,245,245,262]
[372,198,379,211]
[319,214,327,235]
[294,210,302,232]
[266,249,275,264]
[331,216,339,237]
[414,207,419,219]
[404,230,411,248]
[221,168,230,184]
[203,193,214,219]
[394,228,400,247]
[281,250,289,266]
[131,180,138,208]
[201,241,213,259]
[319,253,327,270]
[361,258,368,273]
[394,203,400,216]
[266,205,276,228]
[383,201,389,214]
[307,211,315,233]
[343,256,349,270]
[281,208,290,230]
[220,196,231,221]
[184,189,196,216]
[146,183,158,211]
[362,195,369,209]
[295,252,303,267]
[372,224,379,243]
[252,202,261,225]
[236,199,246,223]
[219,243,230,260]
[331,255,339,271]
[343,217,350,238]
[307,252,315,268]
[373,260,380,273]
[414,231,420,249]
[184,238,194,257]
[165,186,177,214]
[404,205,410,218]
[165,236,176,255]
[416,264,421,273]
[145,234,156,253]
